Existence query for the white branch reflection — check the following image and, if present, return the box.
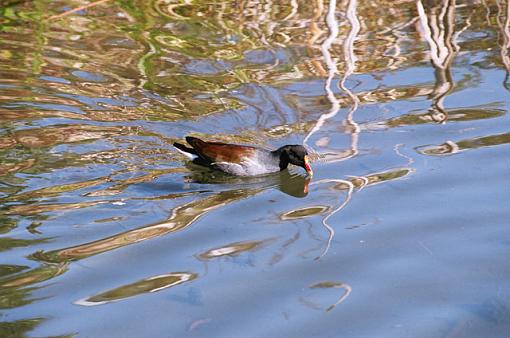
[416,0,464,123]
[310,281,352,312]
[416,0,453,70]
[311,178,354,260]
[303,0,340,145]
[283,0,299,21]
[303,0,361,259]
[305,0,360,163]
[338,0,361,161]
[496,0,510,90]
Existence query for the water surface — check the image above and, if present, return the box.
[1,1,510,337]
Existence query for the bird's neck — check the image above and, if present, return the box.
[272,147,289,171]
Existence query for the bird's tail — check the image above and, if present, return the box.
[173,141,198,159]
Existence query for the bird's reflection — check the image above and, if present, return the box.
[184,163,310,198]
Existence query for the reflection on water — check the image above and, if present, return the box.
[29,171,311,266]
[197,238,272,260]
[0,318,45,338]
[417,0,459,123]
[417,131,510,156]
[0,263,67,310]
[77,272,198,306]
[281,205,330,220]
[385,105,505,128]
[1,0,510,337]
[306,281,352,312]
[496,0,510,90]
[31,189,260,263]
[184,167,311,197]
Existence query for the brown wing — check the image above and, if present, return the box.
[186,137,258,164]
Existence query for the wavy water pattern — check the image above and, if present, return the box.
[0,1,509,337]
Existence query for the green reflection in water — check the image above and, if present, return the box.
[0,318,44,338]
[0,263,67,309]
[31,189,260,264]
[0,216,17,234]
[325,168,413,190]
[0,264,28,278]
[77,272,198,306]
[417,132,510,156]
[386,107,506,128]
[4,200,110,217]
[197,238,273,260]
[360,168,412,186]
[2,177,110,202]
[281,205,330,220]
[0,237,48,252]
[84,167,186,197]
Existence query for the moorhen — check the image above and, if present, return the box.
[174,136,313,177]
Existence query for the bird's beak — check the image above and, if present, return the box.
[304,156,313,176]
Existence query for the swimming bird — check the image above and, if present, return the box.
[173,136,313,177]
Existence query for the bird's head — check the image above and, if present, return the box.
[278,145,313,176]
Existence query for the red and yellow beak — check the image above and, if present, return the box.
[304,155,313,176]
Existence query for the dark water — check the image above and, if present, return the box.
[1,0,510,337]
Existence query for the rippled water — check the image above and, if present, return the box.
[1,0,510,337]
